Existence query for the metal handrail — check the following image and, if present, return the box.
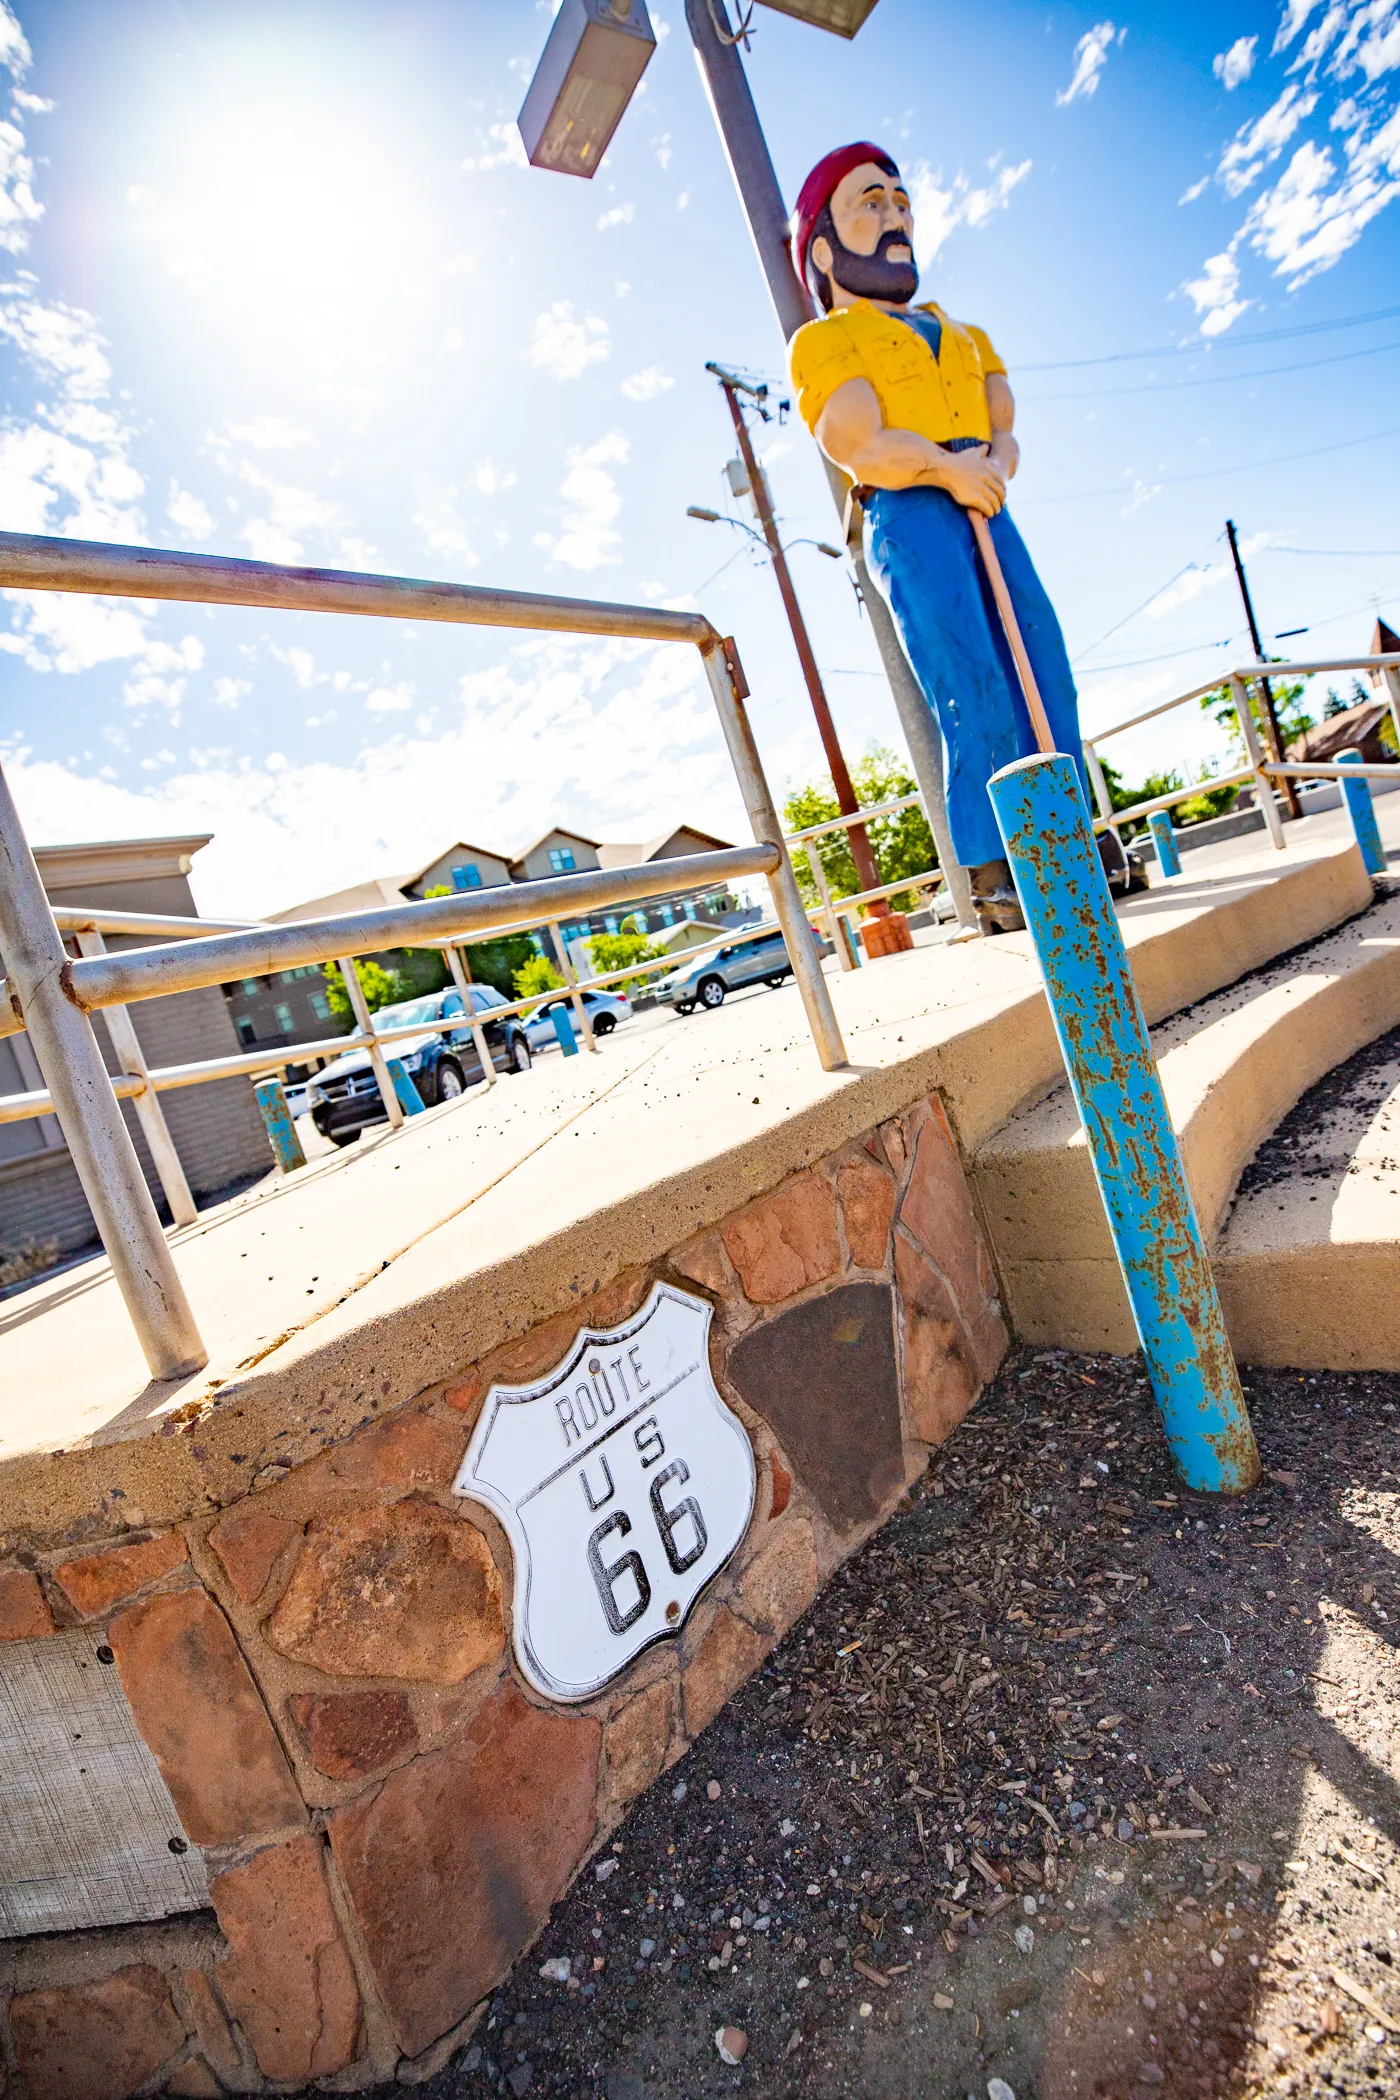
[1081,650,1400,847]
[0,529,846,1382]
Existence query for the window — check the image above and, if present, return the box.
[274,1003,295,1034]
[310,992,330,1021]
[548,846,576,873]
[279,967,314,983]
[240,978,261,997]
[604,915,619,935]
[235,1016,256,1046]
[472,986,505,1010]
[452,864,482,890]
[442,993,465,1017]
[683,902,696,920]
[660,904,675,926]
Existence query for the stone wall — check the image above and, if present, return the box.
[0,1091,1005,2096]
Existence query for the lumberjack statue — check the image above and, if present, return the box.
[789,143,1129,934]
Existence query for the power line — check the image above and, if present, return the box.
[1072,536,1222,664]
[1078,636,1238,676]
[1018,302,1400,373]
[1024,336,1400,403]
[1023,422,1400,503]
[1266,545,1400,558]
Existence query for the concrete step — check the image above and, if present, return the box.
[1217,1027,1400,1369]
[972,888,1400,1355]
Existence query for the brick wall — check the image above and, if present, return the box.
[0,1090,1005,2094]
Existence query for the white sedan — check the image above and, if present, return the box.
[524,989,631,1051]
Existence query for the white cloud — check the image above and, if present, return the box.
[0,2,30,76]
[1182,245,1251,334]
[1214,35,1258,89]
[366,680,414,713]
[1184,6,1400,327]
[166,481,213,540]
[907,159,1031,269]
[460,122,527,173]
[122,635,205,719]
[527,301,611,381]
[472,460,516,495]
[1180,176,1210,202]
[0,590,150,673]
[1274,0,1323,51]
[3,634,739,919]
[1218,84,1318,195]
[597,203,634,231]
[534,431,628,571]
[0,283,111,397]
[212,676,250,709]
[1056,21,1124,106]
[224,416,314,450]
[619,364,675,402]
[1242,110,1400,282]
[270,643,317,688]
[1144,535,1272,620]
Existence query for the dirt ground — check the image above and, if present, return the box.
[353,1346,1400,2100]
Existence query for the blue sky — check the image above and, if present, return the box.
[0,0,1397,914]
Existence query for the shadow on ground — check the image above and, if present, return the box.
[345,1350,1400,2100]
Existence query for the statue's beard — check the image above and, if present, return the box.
[824,225,919,309]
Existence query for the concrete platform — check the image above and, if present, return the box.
[0,813,1377,1539]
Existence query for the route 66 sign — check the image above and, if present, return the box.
[453,1283,755,1703]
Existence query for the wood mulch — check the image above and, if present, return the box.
[350,1347,1400,2100]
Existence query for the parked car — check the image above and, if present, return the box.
[309,986,530,1146]
[524,987,631,1051]
[659,925,830,1014]
[283,1078,314,1120]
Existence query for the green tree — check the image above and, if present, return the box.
[325,958,401,1029]
[1200,668,1314,753]
[512,953,565,1009]
[783,743,937,912]
[1097,756,1240,835]
[586,926,661,994]
[419,887,548,998]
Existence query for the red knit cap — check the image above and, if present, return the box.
[791,142,898,285]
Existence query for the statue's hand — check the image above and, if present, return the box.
[939,445,1006,517]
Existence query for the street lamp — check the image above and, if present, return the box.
[517,0,658,179]
[753,0,881,33]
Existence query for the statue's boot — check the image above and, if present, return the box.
[968,858,1025,936]
[1096,827,1151,896]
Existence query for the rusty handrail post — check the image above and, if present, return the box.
[989,751,1259,1495]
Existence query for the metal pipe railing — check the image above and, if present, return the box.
[1082,652,1400,847]
[0,528,847,1380]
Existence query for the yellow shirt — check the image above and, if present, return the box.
[788,299,1006,448]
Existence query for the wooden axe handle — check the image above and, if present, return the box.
[970,510,1056,756]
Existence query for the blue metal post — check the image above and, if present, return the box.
[253,1078,307,1173]
[1338,748,1387,876]
[988,752,1260,1495]
[386,1058,426,1115]
[552,1004,579,1056]
[1146,809,1182,879]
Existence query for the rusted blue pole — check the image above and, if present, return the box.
[1147,809,1181,879]
[253,1077,307,1173]
[386,1058,426,1115]
[1338,748,1386,876]
[988,752,1260,1495]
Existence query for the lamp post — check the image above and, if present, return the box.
[516,0,975,930]
[701,363,885,907]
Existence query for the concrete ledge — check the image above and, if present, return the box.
[1217,1038,1400,1369]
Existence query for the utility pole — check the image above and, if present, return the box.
[709,363,886,910]
[1226,519,1301,821]
[683,0,975,929]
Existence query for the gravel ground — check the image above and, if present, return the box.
[1235,1020,1400,1196]
[352,1348,1400,2100]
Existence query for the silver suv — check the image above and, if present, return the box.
[659,926,828,1014]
